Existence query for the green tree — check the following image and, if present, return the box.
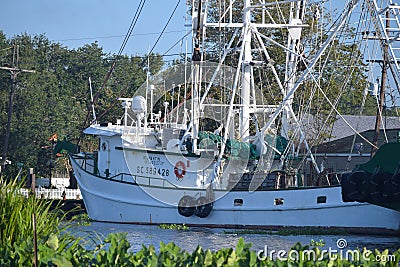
[0,31,163,178]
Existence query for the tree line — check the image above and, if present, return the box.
[0,32,164,178]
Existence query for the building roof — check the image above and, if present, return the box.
[311,115,400,154]
[329,115,400,142]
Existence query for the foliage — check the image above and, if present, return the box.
[310,239,325,247]
[2,232,399,266]
[70,213,91,226]
[159,223,190,230]
[222,229,274,235]
[0,31,164,178]
[0,178,68,246]
[0,177,78,265]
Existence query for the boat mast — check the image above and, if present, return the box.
[239,0,252,140]
[191,0,203,154]
[260,0,360,136]
[281,1,304,139]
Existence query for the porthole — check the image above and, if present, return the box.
[234,199,243,206]
[317,196,327,204]
[101,142,107,151]
[274,198,284,205]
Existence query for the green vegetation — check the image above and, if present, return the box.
[159,224,190,231]
[70,213,91,226]
[310,239,325,247]
[0,178,67,245]
[0,31,164,179]
[0,178,75,265]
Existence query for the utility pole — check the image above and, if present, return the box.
[0,45,35,176]
[371,11,390,157]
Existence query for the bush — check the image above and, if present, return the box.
[0,178,74,265]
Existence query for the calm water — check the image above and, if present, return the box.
[70,222,400,253]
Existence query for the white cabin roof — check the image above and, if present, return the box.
[83,124,123,136]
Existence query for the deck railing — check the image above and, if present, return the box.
[20,188,81,200]
[72,154,191,189]
[106,172,179,189]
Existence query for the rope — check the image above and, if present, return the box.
[77,0,147,146]
[141,0,181,66]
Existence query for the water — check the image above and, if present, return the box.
[70,222,400,253]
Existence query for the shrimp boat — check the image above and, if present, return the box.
[69,0,400,233]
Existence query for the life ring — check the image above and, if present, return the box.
[177,195,195,217]
[194,196,213,218]
[174,161,186,180]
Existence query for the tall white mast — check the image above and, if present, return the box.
[239,0,252,140]
[281,1,304,139]
[191,0,203,154]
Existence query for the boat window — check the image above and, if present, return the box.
[274,198,284,205]
[234,199,243,206]
[317,196,327,204]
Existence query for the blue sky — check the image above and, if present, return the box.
[1,0,348,57]
[0,0,188,58]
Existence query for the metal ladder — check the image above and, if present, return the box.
[366,0,400,88]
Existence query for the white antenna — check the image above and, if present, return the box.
[88,77,97,123]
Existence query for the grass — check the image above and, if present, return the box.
[0,177,81,265]
[0,177,69,246]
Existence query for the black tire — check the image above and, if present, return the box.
[194,196,213,218]
[178,195,195,217]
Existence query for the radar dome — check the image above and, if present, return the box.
[131,96,147,113]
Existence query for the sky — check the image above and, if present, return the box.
[1,1,349,58]
[0,0,189,59]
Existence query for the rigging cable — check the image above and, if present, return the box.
[77,0,147,146]
[162,31,191,57]
[141,0,181,66]
[292,2,369,172]
[91,0,146,106]
[347,1,377,166]
[97,0,146,100]
[94,0,183,123]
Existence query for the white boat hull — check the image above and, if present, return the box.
[71,157,400,234]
